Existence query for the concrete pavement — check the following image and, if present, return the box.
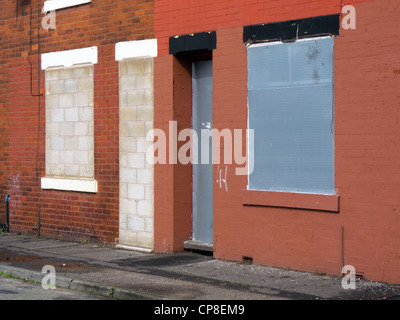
[1,232,400,300]
[0,276,106,300]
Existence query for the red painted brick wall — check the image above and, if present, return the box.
[154,0,400,284]
[0,0,154,242]
[155,0,370,57]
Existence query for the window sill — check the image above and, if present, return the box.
[41,177,98,193]
[243,190,339,213]
[44,0,91,12]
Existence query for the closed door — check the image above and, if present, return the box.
[192,60,213,244]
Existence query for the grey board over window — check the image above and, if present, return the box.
[247,36,335,195]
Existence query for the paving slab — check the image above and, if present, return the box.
[0,235,34,244]
[8,239,79,250]
[39,245,149,263]
[66,248,149,262]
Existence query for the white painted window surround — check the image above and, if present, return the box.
[116,39,157,249]
[42,47,98,194]
[41,47,98,70]
[41,178,98,193]
[44,0,91,12]
[115,39,158,61]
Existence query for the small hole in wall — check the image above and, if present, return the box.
[355,272,365,281]
[242,256,253,265]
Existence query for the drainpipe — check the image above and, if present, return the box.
[5,195,10,233]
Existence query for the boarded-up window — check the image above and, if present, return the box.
[45,65,94,180]
[247,37,335,194]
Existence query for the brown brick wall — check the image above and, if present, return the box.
[0,0,154,242]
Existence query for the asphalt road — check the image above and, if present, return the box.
[0,276,106,300]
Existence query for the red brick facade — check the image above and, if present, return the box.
[1,0,400,284]
[0,0,154,242]
[153,0,400,284]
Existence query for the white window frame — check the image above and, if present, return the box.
[41,47,98,194]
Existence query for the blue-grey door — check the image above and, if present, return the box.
[192,60,213,244]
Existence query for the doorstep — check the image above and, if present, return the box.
[183,240,213,253]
